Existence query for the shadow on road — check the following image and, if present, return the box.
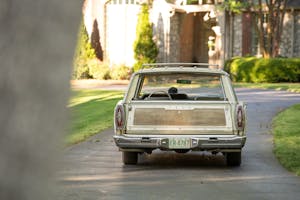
[122,150,228,171]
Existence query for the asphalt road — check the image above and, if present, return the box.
[58,88,300,200]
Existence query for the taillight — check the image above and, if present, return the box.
[237,105,244,129]
[115,105,125,130]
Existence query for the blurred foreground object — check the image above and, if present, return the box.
[0,1,81,199]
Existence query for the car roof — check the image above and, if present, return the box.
[136,65,229,76]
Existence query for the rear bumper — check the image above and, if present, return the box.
[113,134,246,152]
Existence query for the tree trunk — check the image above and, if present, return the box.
[253,0,287,58]
[257,0,268,57]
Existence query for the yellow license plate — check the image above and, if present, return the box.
[169,138,191,149]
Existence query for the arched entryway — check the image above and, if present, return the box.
[179,12,217,63]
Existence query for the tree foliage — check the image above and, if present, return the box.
[133,4,158,72]
[73,21,96,79]
[91,19,103,61]
[73,21,110,80]
[219,0,249,14]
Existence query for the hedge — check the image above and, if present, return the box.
[225,57,300,83]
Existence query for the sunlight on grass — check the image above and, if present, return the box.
[273,104,300,176]
[234,83,300,93]
[67,90,123,144]
[69,90,124,107]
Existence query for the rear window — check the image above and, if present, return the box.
[134,73,226,101]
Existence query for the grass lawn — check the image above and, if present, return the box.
[233,82,300,93]
[273,104,300,176]
[67,89,123,144]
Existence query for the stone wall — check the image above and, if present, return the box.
[232,14,242,57]
[293,11,300,57]
[153,13,166,62]
[169,13,181,62]
[152,3,181,63]
[231,10,300,58]
[280,10,300,57]
[280,11,294,57]
[155,8,300,63]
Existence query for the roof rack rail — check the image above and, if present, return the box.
[142,63,219,69]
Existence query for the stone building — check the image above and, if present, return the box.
[229,1,300,59]
[83,0,300,68]
[151,0,224,67]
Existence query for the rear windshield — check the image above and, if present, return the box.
[134,73,226,101]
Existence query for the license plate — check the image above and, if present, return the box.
[169,138,191,149]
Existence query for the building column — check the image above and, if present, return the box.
[242,12,252,56]
[217,10,226,68]
[291,9,295,57]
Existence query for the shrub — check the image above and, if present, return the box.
[73,21,111,80]
[88,61,111,80]
[110,65,132,80]
[73,21,96,79]
[225,57,300,83]
[133,4,158,72]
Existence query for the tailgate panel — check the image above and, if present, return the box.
[127,102,233,135]
[134,108,226,126]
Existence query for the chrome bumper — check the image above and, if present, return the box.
[113,134,246,152]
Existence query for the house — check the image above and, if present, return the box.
[83,0,300,68]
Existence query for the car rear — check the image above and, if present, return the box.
[114,65,246,166]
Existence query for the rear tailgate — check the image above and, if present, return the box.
[126,101,234,135]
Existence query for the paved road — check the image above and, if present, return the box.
[58,88,300,200]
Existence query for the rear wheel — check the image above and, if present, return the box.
[226,152,241,166]
[122,152,138,165]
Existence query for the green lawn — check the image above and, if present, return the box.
[67,89,123,144]
[273,104,300,176]
[234,83,300,93]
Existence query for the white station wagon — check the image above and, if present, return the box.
[114,63,246,166]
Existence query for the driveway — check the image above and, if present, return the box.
[58,88,300,200]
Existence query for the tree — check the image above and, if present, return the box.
[220,0,248,14]
[91,19,104,61]
[133,3,158,72]
[252,0,288,58]
[221,0,288,58]
[73,21,96,79]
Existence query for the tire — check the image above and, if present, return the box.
[122,152,138,165]
[226,152,241,167]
